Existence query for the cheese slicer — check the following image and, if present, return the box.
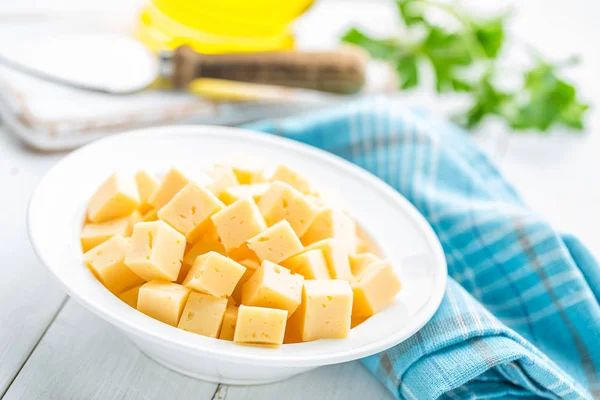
[0,34,368,95]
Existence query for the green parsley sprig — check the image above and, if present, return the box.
[342,0,589,132]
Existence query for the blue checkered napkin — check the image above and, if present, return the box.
[246,96,600,400]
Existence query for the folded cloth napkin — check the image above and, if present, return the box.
[247,97,600,400]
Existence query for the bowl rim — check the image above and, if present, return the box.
[28,125,447,367]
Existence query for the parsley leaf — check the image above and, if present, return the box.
[396,56,419,89]
[340,0,588,133]
[395,0,425,26]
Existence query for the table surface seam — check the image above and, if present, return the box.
[1,296,68,398]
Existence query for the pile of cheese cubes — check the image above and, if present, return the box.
[81,160,402,346]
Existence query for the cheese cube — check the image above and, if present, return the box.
[242,261,304,317]
[125,221,186,281]
[87,173,140,223]
[211,198,267,251]
[219,304,239,341]
[227,243,259,263]
[206,165,239,197]
[352,261,402,317]
[238,258,261,270]
[233,305,287,345]
[219,183,270,205]
[118,284,142,308]
[288,280,353,342]
[351,316,368,329]
[181,223,226,271]
[84,235,144,294]
[281,249,331,280]
[271,165,311,194]
[80,215,133,252]
[182,251,246,298]
[301,209,356,253]
[258,182,320,237]
[217,158,265,184]
[349,253,380,277]
[355,225,380,255]
[135,170,159,214]
[355,237,369,254]
[246,220,303,263]
[158,181,225,244]
[137,280,191,326]
[231,264,256,304]
[177,292,228,337]
[129,210,143,227]
[148,167,211,209]
[142,208,159,222]
[304,239,352,280]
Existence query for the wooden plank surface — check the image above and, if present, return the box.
[3,299,394,400]
[2,0,599,399]
[2,300,219,400]
[0,132,67,395]
[221,362,393,400]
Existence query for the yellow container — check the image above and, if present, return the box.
[136,0,314,54]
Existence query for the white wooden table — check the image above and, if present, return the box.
[1,1,599,399]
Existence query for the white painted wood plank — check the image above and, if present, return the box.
[221,362,393,400]
[0,129,68,395]
[3,299,219,400]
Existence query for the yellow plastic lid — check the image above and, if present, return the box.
[136,0,314,54]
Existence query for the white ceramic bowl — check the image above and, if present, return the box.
[28,126,447,385]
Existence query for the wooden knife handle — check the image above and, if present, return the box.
[171,46,368,94]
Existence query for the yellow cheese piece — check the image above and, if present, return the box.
[233,305,287,345]
[177,292,228,337]
[148,167,211,209]
[310,187,349,213]
[301,208,356,253]
[211,198,267,251]
[238,258,261,270]
[219,183,270,205]
[352,261,402,318]
[135,170,159,214]
[142,208,159,222]
[182,251,246,298]
[304,239,352,281]
[355,225,381,255]
[231,263,256,304]
[242,261,304,317]
[219,304,239,341]
[137,280,191,326]
[270,165,311,194]
[281,249,330,280]
[180,223,226,281]
[216,158,266,184]
[288,280,353,342]
[87,173,140,223]
[355,237,369,254]
[206,165,239,197]
[258,181,320,237]
[125,221,186,281]
[158,181,225,244]
[129,210,143,228]
[246,220,303,263]
[349,253,380,277]
[227,243,259,263]
[118,284,143,308]
[351,316,368,329]
[80,215,132,252]
[84,235,144,294]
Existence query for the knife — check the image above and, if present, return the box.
[0,34,368,95]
